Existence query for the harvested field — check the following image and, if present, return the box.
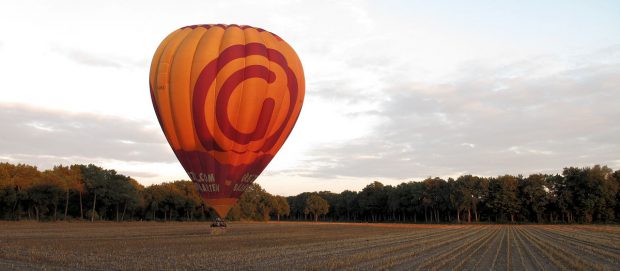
[1,222,619,270]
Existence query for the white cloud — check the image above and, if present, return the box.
[0,103,173,164]
[289,52,620,180]
[0,0,619,194]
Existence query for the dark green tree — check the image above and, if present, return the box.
[335,190,358,221]
[422,177,448,223]
[273,195,290,221]
[519,174,549,223]
[305,194,329,222]
[358,181,388,222]
[487,175,520,223]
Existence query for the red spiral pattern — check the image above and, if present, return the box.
[192,42,299,153]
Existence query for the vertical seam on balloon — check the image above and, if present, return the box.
[192,28,214,189]
[157,29,189,149]
[152,30,180,120]
[169,29,199,152]
[246,29,274,178]
[263,34,288,152]
[228,27,248,176]
[215,28,245,157]
[188,28,210,152]
[212,25,225,180]
[150,30,177,130]
[263,48,299,152]
[150,33,173,95]
[164,32,182,148]
[258,29,272,155]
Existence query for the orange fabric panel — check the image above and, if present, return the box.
[204,198,238,218]
[152,28,192,150]
[169,28,206,150]
[190,27,226,152]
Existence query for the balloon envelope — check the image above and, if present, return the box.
[149,24,304,218]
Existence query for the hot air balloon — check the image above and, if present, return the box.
[149,24,304,220]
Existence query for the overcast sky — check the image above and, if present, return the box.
[1,0,619,195]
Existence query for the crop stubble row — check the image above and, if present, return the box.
[0,222,619,270]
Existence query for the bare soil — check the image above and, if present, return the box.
[0,221,619,270]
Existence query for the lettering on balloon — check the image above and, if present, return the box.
[188,172,218,192]
[188,172,215,183]
[233,173,259,192]
[233,183,250,192]
[241,173,258,183]
[200,183,220,192]
[197,183,220,193]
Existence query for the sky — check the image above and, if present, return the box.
[1,0,619,196]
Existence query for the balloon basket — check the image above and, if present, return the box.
[209,217,228,234]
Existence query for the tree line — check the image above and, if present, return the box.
[1,162,619,223]
[0,162,287,222]
[287,165,620,223]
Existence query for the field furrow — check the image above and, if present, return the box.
[459,228,500,269]
[414,227,497,270]
[490,226,507,270]
[442,226,502,270]
[519,226,596,270]
[249,228,458,268]
[536,225,620,255]
[513,226,559,271]
[528,227,620,269]
[511,227,544,270]
[385,226,493,270]
[341,226,489,270]
[1,222,620,270]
